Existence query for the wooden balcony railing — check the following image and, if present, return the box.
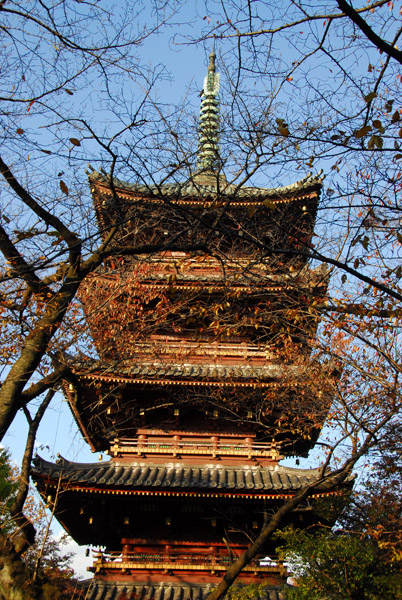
[109,437,282,460]
[90,551,287,575]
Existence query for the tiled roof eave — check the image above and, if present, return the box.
[89,171,324,204]
[94,188,320,207]
[71,372,299,388]
[32,456,354,496]
[33,475,346,501]
[67,358,309,386]
[84,581,285,600]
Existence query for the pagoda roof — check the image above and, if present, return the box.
[32,456,353,549]
[69,357,308,387]
[89,170,324,203]
[32,455,346,495]
[85,581,285,600]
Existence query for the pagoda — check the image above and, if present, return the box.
[32,51,346,600]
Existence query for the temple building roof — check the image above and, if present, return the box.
[69,357,309,386]
[32,454,353,550]
[84,581,285,600]
[89,169,324,202]
[32,455,346,495]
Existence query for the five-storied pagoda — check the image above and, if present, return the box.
[32,51,345,600]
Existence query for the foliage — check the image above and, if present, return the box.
[0,446,82,598]
[23,530,83,599]
[0,448,18,534]
[341,422,402,565]
[276,431,402,600]
[226,582,282,600]
[277,527,402,600]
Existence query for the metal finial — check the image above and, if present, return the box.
[208,49,216,73]
[197,48,221,173]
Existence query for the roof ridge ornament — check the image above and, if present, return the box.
[197,47,221,174]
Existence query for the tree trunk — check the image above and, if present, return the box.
[0,533,38,600]
[0,531,72,600]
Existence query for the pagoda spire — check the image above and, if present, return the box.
[197,47,221,172]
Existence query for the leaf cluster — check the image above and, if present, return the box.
[276,527,402,600]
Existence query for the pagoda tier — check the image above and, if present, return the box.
[89,170,323,263]
[32,452,349,581]
[63,362,331,455]
[79,257,328,361]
